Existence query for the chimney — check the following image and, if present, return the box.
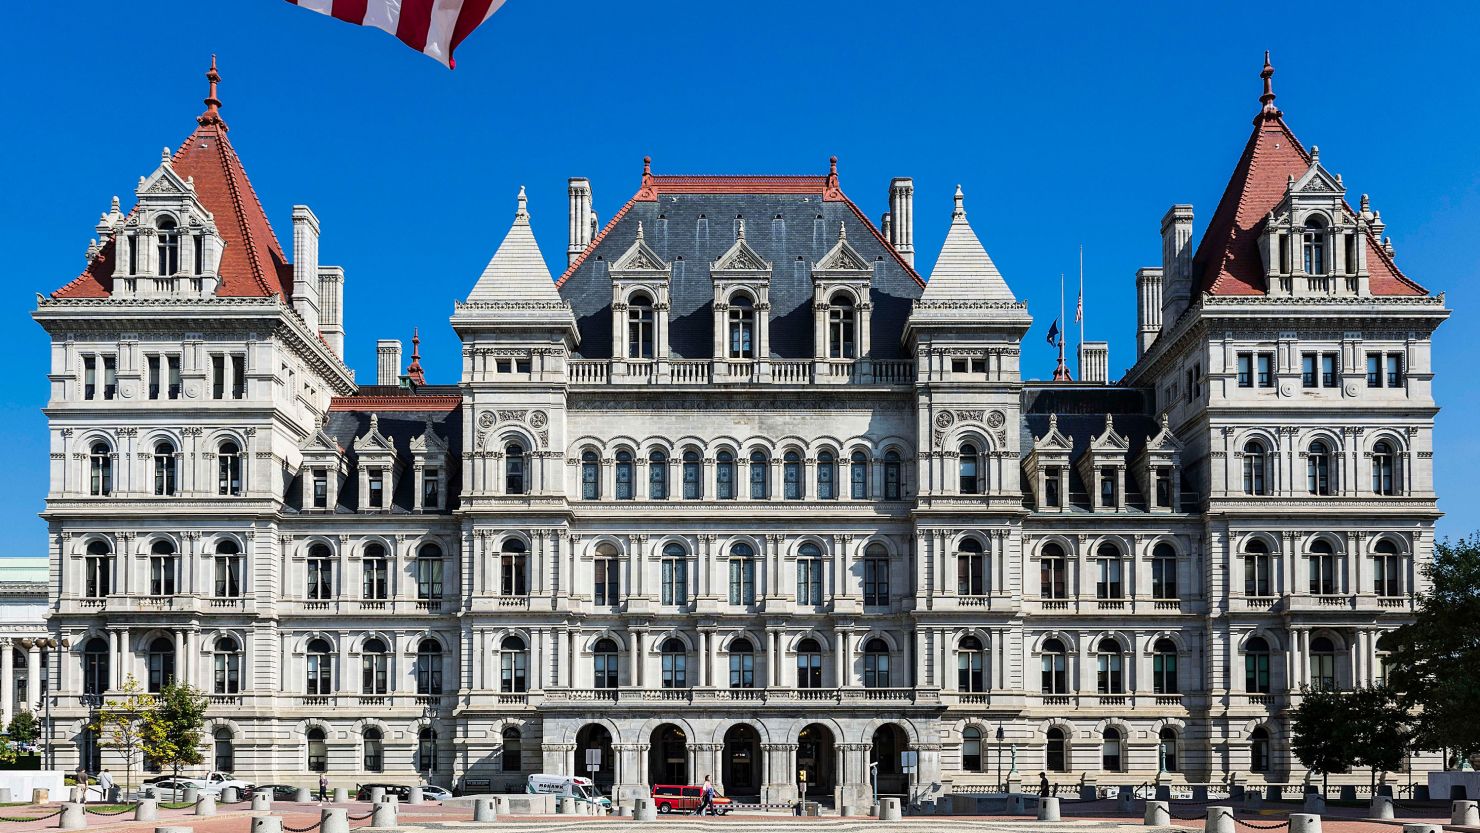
[1159,204,1194,330]
[291,205,322,330]
[317,266,345,359]
[1135,267,1163,358]
[888,178,914,266]
[880,212,893,243]
[1078,341,1109,384]
[376,340,402,386]
[568,178,593,263]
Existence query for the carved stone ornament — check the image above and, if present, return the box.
[986,410,1006,428]
[1279,382,1295,397]
[955,409,985,423]
[478,411,496,429]
[528,410,548,429]
[496,410,528,423]
[934,412,955,430]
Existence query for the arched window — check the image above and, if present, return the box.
[501,727,522,772]
[306,727,327,772]
[504,442,528,495]
[648,449,669,499]
[218,441,243,496]
[363,728,384,772]
[305,638,333,695]
[1152,543,1178,600]
[615,450,635,500]
[156,216,180,275]
[627,292,655,359]
[782,451,803,500]
[213,539,242,598]
[1243,441,1269,495]
[213,636,241,695]
[715,450,736,500]
[1096,638,1124,694]
[962,727,984,772]
[749,450,769,499]
[417,728,439,774]
[149,540,178,596]
[849,450,869,499]
[1041,638,1067,694]
[957,538,986,596]
[416,543,445,601]
[1307,441,1332,495]
[84,540,112,599]
[416,639,443,695]
[213,727,234,773]
[362,542,389,600]
[957,635,985,692]
[816,450,837,500]
[1095,542,1123,599]
[307,542,333,600]
[82,637,109,696]
[1373,539,1404,597]
[863,638,891,688]
[1152,638,1178,695]
[500,636,528,693]
[1040,542,1068,600]
[361,638,389,695]
[681,449,702,500]
[1250,727,1271,772]
[1310,636,1338,690]
[1244,539,1273,597]
[147,636,176,693]
[153,441,177,496]
[1046,727,1068,772]
[795,638,822,689]
[728,638,754,688]
[959,443,981,494]
[728,542,756,606]
[883,449,902,500]
[1375,632,1397,686]
[580,450,600,500]
[89,442,113,496]
[1101,727,1124,772]
[500,539,528,596]
[592,544,619,607]
[728,292,755,359]
[796,542,823,606]
[1302,216,1326,275]
[863,543,889,606]
[1245,636,1272,693]
[828,292,856,359]
[1308,539,1340,596]
[1372,441,1396,495]
[661,543,688,606]
[661,638,688,689]
[1159,728,1179,773]
[593,638,618,689]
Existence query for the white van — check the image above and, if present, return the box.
[526,774,611,809]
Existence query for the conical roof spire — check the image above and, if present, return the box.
[464,186,562,305]
[406,328,426,385]
[1257,50,1281,121]
[919,185,1017,304]
[198,55,226,128]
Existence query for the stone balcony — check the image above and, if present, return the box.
[566,358,914,387]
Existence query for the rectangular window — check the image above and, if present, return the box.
[1257,353,1274,388]
[231,354,246,399]
[661,558,688,606]
[749,459,767,500]
[423,468,440,509]
[1321,353,1337,388]
[1044,468,1061,508]
[1155,467,1173,508]
[214,556,242,598]
[83,355,97,400]
[367,471,384,508]
[193,235,203,275]
[307,559,333,600]
[1099,467,1116,507]
[950,358,968,374]
[147,355,161,400]
[863,558,889,606]
[728,558,755,606]
[416,558,444,601]
[1367,353,1383,387]
[363,558,388,600]
[956,554,986,596]
[1096,558,1122,599]
[682,457,701,499]
[102,355,117,400]
[150,557,177,595]
[1152,557,1177,600]
[1237,353,1253,388]
[167,355,181,399]
[796,558,823,606]
[1387,354,1404,388]
[1184,367,1195,403]
[1302,353,1318,388]
[1040,558,1067,599]
[312,469,328,509]
[500,555,528,596]
[212,355,226,399]
[594,558,620,606]
[716,458,735,500]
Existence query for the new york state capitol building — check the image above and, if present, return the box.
[33,57,1449,805]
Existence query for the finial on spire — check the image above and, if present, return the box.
[643,156,652,177]
[515,185,528,218]
[198,55,227,128]
[838,221,847,241]
[1258,50,1282,120]
[161,147,172,164]
[407,327,426,386]
[829,155,838,177]
[1310,145,1320,164]
[953,184,966,218]
[736,218,746,240]
[635,221,645,241]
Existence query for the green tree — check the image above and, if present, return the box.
[1348,686,1414,791]
[92,676,151,793]
[140,682,208,782]
[1290,685,1359,793]
[5,710,39,747]
[1385,535,1480,764]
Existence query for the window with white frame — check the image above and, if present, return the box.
[796,543,824,605]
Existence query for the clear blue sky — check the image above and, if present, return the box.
[4,2,1478,551]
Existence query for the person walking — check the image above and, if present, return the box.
[98,769,114,803]
[75,767,89,805]
[318,773,329,802]
[1039,771,1050,798]
[695,776,715,816]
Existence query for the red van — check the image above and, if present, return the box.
[650,784,733,814]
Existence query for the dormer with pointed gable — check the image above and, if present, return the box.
[1024,413,1073,512]
[298,422,348,512]
[352,414,400,513]
[1257,144,1373,297]
[409,417,450,512]
[811,222,874,365]
[110,146,226,299]
[709,219,774,375]
[608,221,672,364]
[1135,414,1184,513]
[1078,414,1130,512]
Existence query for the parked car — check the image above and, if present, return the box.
[144,778,220,801]
[355,784,413,801]
[650,784,732,815]
[419,785,453,801]
[254,784,305,801]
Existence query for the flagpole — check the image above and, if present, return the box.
[1077,244,1084,379]
[1058,272,1066,372]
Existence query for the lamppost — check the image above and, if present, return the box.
[80,693,104,776]
[18,637,67,771]
[995,722,1005,793]
[421,705,437,786]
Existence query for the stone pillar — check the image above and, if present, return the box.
[763,743,799,805]
[0,640,12,726]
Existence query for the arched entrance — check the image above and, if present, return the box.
[797,724,835,800]
[722,725,762,800]
[575,724,615,793]
[649,724,688,785]
[871,723,910,798]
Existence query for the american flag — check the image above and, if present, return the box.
[284,0,508,67]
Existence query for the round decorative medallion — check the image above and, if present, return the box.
[528,410,548,429]
[986,410,1006,428]
[1343,382,1359,397]
[1279,382,1294,397]
[934,411,955,430]
[478,411,495,429]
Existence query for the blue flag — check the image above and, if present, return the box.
[1047,318,1060,346]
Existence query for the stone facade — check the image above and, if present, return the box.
[34,59,1447,803]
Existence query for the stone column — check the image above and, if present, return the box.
[763,743,798,805]
[0,641,12,725]
[25,646,39,708]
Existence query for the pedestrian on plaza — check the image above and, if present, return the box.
[318,773,329,802]
[1039,771,1050,797]
[695,776,715,816]
[75,767,88,804]
[98,769,114,803]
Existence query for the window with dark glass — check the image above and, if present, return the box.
[816,451,836,499]
[682,450,701,499]
[1373,540,1403,597]
[716,450,736,500]
[305,638,333,695]
[500,539,528,596]
[1250,727,1270,772]
[1044,467,1061,507]
[363,728,383,772]
[218,441,243,496]
[1244,636,1271,693]
[782,451,802,500]
[1386,354,1403,387]
[501,728,522,772]
[661,544,688,606]
[1096,638,1124,693]
[849,451,868,499]
[1101,727,1123,772]
[213,539,242,598]
[728,543,755,606]
[416,639,443,695]
[1046,727,1067,772]
[594,547,620,606]
[615,450,634,500]
[959,443,981,494]
[863,639,891,688]
[627,292,655,359]
[367,469,384,508]
[307,728,327,772]
[727,293,755,359]
[150,539,178,596]
[213,636,241,695]
[82,637,109,696]
[504,443,527,495]
[796,543,823,605]
[1237,353,1253,387]
[361,638,388,694]
[312,468,328,508]
[417,729,439,773]
[89,441,112,496]
[956,538,986,596]
[1040,544,1068,599]
[1155,467,1173,508]
[1367,353,1383,387]
[416,544,444,601]
[828,292,856,359]
[147,636,176,693]
[1152,638,1178,694]
[1099,467,1116,507]
[863,545,889,606]
[1307,441,1332,495]
[580,451,600,500]
[728,639,754,688]
[661,638,688,688]
[1320,353,1337,388]
[84,540,111,598]
[1302,353,1318,388]
[1310,636,1338,690]
[1242,441,1268,495]
[153,441,177,496]
[795,638,823,689]
[1372,441,1396,495]
[883,450,902,500]
[362,543,389,600]
[749,450,768,499]
[1302,217,1326,275]
[500,636,528,693]
[1243,539,1272,597]
[1152,543,1177,600]
[593,638,619,689]
[156,217,180,275]
[957,636,985,692]
[307,544,333,600]
[1308,539,1339,595]
[962,727,983,772]
[649,450,668,499]
[1257,353,1274,387]
[1095,543,1123,599]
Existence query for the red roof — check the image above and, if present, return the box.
[52,64,294,300]
[328,395,461,413]
[1194,59,1425,297]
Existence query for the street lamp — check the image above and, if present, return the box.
[80,693,104,776]
[420,705,437,786]
[995,722,1005,793]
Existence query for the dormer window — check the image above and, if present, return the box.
[1301,216,1326,275]
[367,470,384,508]
[827,292,857,358]
[728,293,756,359]
[156,217,180,276]
[627,292,655,359]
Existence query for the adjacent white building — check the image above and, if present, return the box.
[33,56,1447,803]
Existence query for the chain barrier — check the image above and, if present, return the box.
[84,805,140,816]
[346,811,375,821]
[1235,818,1292,830]
[1168,809,1209,820]
[283,821,323,833]
[159,801,195,810]
[0,808,64,823]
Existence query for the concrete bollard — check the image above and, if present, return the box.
[1118,788,1136,813]
[331,788,349,804]
[615,805,632,818]
[251,818,283,833]
[473,797,496,822]
[1038,797,1061,822]
[1454,801,1480,826]
[370,802,397,829]
[407,787,423,805]
[293,788,312,803]
[32,788,49,805]
[320,808,349,833]
[1289,814,1321,833]
[1369,796,1394,819]
[251,794,272,812]
[1302,794,1325,814]
[840,805,857,817]
[183,787,200,804]
[368,787,384,804]
[1144,801,1170,826]
[59,803,87,830]
[378,795,397,805]
[1403,825,1442,833]
[1205,805,1235,833]
[134,799,160,821]
[880,797,902,821]
[194,795,217,816]
[0,788,10,804]
[557,795,574,814]
[221,787,240,803]
[634,798,656,822]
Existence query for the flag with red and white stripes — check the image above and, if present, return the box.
[284,0,507,68]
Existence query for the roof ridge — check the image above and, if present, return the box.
[555,195,639,287]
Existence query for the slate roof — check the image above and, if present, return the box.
[920,186,1016,304]
[555,162,925,359]
[464,187,562,304]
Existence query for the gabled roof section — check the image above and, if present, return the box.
[464,187,563,305]
[710,220,771,274]
[920,186,1016,304]
[352,413,396,455]
[1032,413,1074,453]
[813,223,871,273]
[53,59,293,300]
[1088,413,1130,451]
[1192,54,1425,297]
[610,222,669,273]
[1144,413,1185,452]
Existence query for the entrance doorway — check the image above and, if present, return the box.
[575,724,615,793]
[797,723,835,800]
[722,725,761,800]
[649,724,688,785]
[871,723,910,798]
